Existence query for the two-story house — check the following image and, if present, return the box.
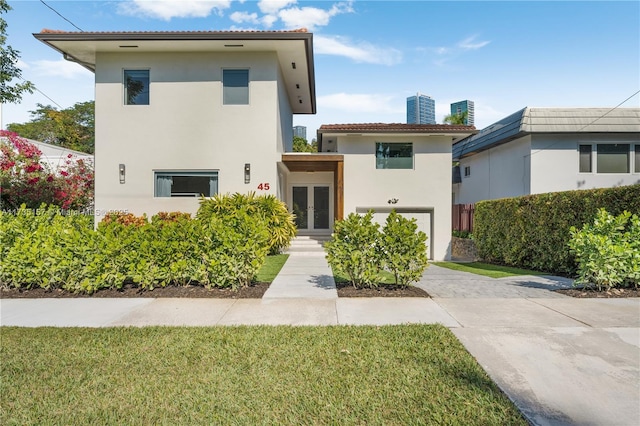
[36,29,476,260]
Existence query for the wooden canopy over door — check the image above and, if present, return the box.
[281,154,344,221]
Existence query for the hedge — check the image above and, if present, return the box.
[473,184,640,276]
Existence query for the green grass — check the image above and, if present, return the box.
[0,326,526,425]
[255,254,289,283]
[434,261,548,278]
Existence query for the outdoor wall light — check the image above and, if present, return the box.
[244,163,250,184]
[119,164,125,184]
[291,62,296,69]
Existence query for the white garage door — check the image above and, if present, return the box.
[367,209,433,260]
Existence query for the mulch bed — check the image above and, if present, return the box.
[555,287,640,298]
[336,282,429,298]
[0,282,270,299]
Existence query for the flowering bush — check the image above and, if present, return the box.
[0,130,93,210]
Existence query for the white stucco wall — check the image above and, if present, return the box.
[530,133,640,194]
[94,51,287,220]
[455,136,531,204]
[338,135,453,260]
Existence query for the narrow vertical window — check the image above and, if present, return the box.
[124,70,149,105]
[223,69,249,105]
[579,144,592,173]
[635,145,640,173]
[464,166,471,177]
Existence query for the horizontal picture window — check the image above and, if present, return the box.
[154,171,218,197]
[376,142,413,169]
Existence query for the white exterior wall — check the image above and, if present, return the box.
[94,51,286,220]
[455,136,531,204]
[339,135,453,260]
[530,134,640,194]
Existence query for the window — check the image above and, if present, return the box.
[635,145,640,173]
[154,172,218,197]
[597,144,629,173]
[124,70,149,105]
[464,166,471,177]
[223,69,249,105]
[579,144,592,173]
[376,142,413,169]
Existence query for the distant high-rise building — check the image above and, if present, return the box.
[293,125,307,139]
[406,93,436,124]
[450,100,475,126]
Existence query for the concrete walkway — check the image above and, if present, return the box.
[1,261,639,425]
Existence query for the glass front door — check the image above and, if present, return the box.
[292,185,331,232]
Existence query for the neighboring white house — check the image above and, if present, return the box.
[29,139,93,171]
[35,29,475,260]
[452,107,640,204]
[1,135,93,171]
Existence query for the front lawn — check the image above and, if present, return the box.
[1,325,525,425]
[256,254,289,283]
[434,262,548,278]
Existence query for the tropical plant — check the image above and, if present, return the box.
[381,211,429,286]
[325,211,383,288]
[0,0,35,103]
[568,208,640,290]
[443,111,468,125]
[197,192,296,254]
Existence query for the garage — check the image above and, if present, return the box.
[356,207,434,260]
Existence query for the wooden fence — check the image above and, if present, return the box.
[452,203,474,233]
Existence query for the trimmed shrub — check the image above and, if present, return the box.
[197,207,269,290]
[568,209,640,290]
[0,205,96,291]
[381,211,429,286]
[474,185,640,276]
[197,192,296,254]
[325,211,383,288]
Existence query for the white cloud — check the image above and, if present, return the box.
[315,35,402,66]
[261,14,278,28]
[457,35,490,50]
[258,0,297,15]
[230,11,259,24]
[318,93,402,114]
[17,59,30,69]
[32,59,93,79]
[118,0,232,21]
[278,2,353,31]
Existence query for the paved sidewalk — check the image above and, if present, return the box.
[1,261,639,425]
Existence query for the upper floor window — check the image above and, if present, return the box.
[124,69,149,105]
[223,69,249,105]
[376,142,413,169]
[464,166,471,177]
[154,171,218,197]
[597,144,629,173]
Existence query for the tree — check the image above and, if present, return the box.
[7,101,95,154]
[443,111,469,125]
[292,136,317,152]
[0,0,34,103]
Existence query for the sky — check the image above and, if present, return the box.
[1,0,639,139]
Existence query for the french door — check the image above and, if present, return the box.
[292,185,331,233]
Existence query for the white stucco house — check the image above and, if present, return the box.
[452,107,640,204]
[35,29,476,260]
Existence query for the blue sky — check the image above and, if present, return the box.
[2,0,639,139]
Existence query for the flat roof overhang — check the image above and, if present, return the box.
[282,153,344,221]
[33,31,316,114]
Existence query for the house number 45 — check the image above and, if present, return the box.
[257,183,270,190]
